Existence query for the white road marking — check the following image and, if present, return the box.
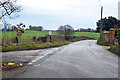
[34,64,41,67]
[28,48,59,65]
[28,56,44,65]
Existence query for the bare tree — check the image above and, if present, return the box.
[0,0,21,19]
[58,25,74,36]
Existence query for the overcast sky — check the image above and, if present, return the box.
[6,0,120,30]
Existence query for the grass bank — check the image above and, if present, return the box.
[97,38,119,56]
[2,41,70,52]
[108,45,119,56]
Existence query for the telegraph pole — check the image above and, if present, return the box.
[100,6,104,42]
[99,0,104,42]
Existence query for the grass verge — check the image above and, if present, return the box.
[108,45,119,56]
[2,36,95,52]
[97,38,119,56]
[2,41,70,52]
[97,38,111,46]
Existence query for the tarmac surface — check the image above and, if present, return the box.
[2,40,118,78]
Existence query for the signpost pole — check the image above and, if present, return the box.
[49,31,52,42]
[4,23,5,46]
[2,10,6,46]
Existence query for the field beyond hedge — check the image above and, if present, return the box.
[2,30,58,42]
[74,32,99,40]
[2,30,100,41]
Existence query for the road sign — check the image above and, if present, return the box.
[4,23,7,46]
[4,23,7,32]
[49,31,52,35]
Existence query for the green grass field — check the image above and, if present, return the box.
[2,30,58,42]
[74,32,100,40]
[2,30,100,42]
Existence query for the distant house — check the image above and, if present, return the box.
[29,25,43,31]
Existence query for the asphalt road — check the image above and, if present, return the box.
[2,40,118,78]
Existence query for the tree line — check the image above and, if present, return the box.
[96,16,119,32]
[75,28,95,32]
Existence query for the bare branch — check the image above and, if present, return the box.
[0,0,21,19]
